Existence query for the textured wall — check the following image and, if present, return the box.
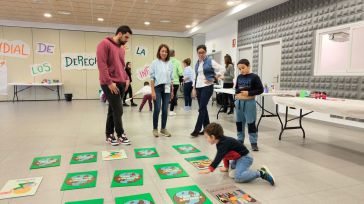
[238,0,364,100]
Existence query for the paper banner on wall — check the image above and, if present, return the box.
[0,177,43,200]
[0,39,30,58]
[30,62,52,76]
[35,42,55,55]
[62,53,97,70]
[136,64,150,81]
[0,60,7,95]
[134,45,148,57]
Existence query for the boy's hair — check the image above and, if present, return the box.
[115,25,133,35]
[237,59,250,67]
[196,44,207,52]
[144,81,149,86]
[204,123,224,139]
[183,58,191,66]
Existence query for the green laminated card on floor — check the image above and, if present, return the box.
[115,193,155,204]
[111,169,143,188]
[154,163,189,179]
[172,144,201,154]
[30,155,61,169]
[134,148,159,158]
[70,152,97,164]
[166,185,212,204]
[185,155,212,170]
[65,198,104,204]
[61,171,97,191]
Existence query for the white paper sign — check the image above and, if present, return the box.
[0,177,43,200]
[35,42,55,55]
[30,62,52,76]
[62,53,97,70]
[0,39,30,58]
[0,60,7,95]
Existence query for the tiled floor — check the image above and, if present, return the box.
[0,100,363,204]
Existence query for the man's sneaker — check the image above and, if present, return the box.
[260,166,275,186]
[169,111,177,116]
[153,129,159,137]
[106,135,119,146]
[160,129,171,137]
[251,143,259,151]
[198,131,204,135]
[117,134,131,145]
[190,131,199,137]
[131,103,138,107]
[123,103,130,107]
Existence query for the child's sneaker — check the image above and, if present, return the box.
[160,129,171,137]
[260,165,275,186]
[251,143,259,151]
[106,135,119,146]
[117,134,131,145]
[153,129,159,137]
[169,111,177,116]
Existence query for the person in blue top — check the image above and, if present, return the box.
[190,45,224,137]
[150,44,174,138]
[235,59,263,151]
[182,58,195,111]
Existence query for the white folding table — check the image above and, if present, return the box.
[8,82,63,102]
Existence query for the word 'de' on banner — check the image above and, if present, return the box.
[36,42,55,55]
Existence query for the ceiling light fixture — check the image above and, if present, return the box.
[227,0,241,6]
[43,13,52,18]
[57,11,71,15]
[97,18,104,22]
[160,20,171,23]
[185,25,191,28]
[144,21,150,25]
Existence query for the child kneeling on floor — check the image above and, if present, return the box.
[198,122,275,186]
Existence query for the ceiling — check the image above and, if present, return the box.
[0,0,242,32]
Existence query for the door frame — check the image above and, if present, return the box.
[236,44,254,78]
[258,38,282,80]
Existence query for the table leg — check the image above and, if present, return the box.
[57,85,60,101]
[279,106,289,140]
[12,85,16,102]
[276,104,284,140]
[299,109,305,139]
[256,96,265,131]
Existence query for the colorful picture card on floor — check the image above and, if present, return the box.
[102,150,127,161]
[30,155,61,169]
[0,177,43,200]
[65,198,104,204]
[166,185,212,204]
[61,171,97,191]
[115,193,155,204]
[70,152,97,164]
[111,169,143,188]
[172,144,201,154]
[154,163,189,180]
[134,148,159,158]
[185,156,213,170]
[206,184,260,204]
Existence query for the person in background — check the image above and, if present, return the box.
[235,59,263,151]
[97,25,132,146]
[182,58,195,111]
[198,123,275,186]
[190,45,224,137]
[134,81,152,112]
[221,54,235,115]
[150,44,174,138]
[123,62,137,107]
[169,49,183,116]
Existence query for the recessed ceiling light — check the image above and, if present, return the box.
[185,25,191,28]
[43,13,52,18]
[57,11,71,15]
[227,0,241,6]
[97,18,104,22]
[160,20,171,23]
[144,21,150,25]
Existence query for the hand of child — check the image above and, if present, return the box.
[198,169,211,174]
[151,92,156,100]
[219,167,228,172]
[192,88,196,98]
